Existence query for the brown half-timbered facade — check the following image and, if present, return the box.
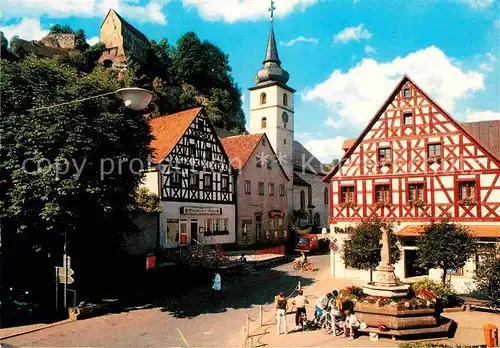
[323,76,500,291]
[143,107,236,248]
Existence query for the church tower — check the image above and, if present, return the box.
[249,14,295,224]
[248,22,295,179]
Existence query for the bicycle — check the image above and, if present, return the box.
[293,260,313,271]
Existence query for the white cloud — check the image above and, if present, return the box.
[302,46,485,129]
[182,0,318,23]
[0,17,49,41]
[465,0,494,9]
[333,23,372,44]
[466,108,500,122]
[1,1,168,25]
[479,51,497,71]
[241,94,245,103]
[364,45,376,55]
[280,36,318,47]
[303,136,346,163]
[87,36,99,46]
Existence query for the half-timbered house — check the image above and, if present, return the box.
[221,133,290,247]
[323,76,500,291]
[143,107,237,248]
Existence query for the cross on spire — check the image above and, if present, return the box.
[268,0,276,22]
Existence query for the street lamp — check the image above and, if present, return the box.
[28,87,157,112]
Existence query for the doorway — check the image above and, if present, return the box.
[179,220,188,246]
[190,219,198,245]
[405,249,428,277]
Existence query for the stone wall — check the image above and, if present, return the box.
[40,34,76,49]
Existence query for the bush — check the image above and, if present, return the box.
[411,278,458,307]
[473,257,500,308]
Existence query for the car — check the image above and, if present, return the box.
[295,234,319,253]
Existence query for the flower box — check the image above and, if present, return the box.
[377,159,392,168]
[426,155,442,164]
[459,197,476,207]
[408,199,426,209]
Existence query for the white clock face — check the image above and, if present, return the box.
[282,112,289,124]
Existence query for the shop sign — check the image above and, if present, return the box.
[268,210,285,218]
[333,227,354,234]
[180,206,222,215]
[167,219,179,223]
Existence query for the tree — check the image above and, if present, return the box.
[49,24,89,51]
[473,244,500,308]
[342,217,401,281]
[416,220,476,285]
[0,57,152,301]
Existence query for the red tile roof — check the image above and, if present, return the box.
[398,225,500,238]
[220,133,264,169]
[461,120,500,160]
[149,107,202,163]
[342,139,356,151]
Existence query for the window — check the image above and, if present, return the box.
[221,175,229,192]
[300,190,306,210]
[269,218,275,232]
[378,147,391,161]
[197,120,204,131]
[189,144,196,156]
[279,184,285,196]
[205,146,212,161]
[375,185,390,203]
[284,139,287,145]
[245,180,251,194]
[256,156,262,168]
[283,93,288,106]
[214,218,220,232]
[261,117,267,128]
[203,174,212,189]
[189,172,198,188]
[324,187,329,204]
[258,182,264,195]
[171,171,181,187]
[222,218,229,231]
[267,158,272,169]
[404,88,411,98]
[403,112,413,125]
[205,218,213,233]
[269,183,275,196]
[260,92,266,105]
[408,183,424,201]
[459,181,476,200]
[428,143,441,157]
[341,186,355,203]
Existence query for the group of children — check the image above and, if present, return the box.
[275,289,360,340]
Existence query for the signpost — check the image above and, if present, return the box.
[329,236,338,277]
[55,254,75,311]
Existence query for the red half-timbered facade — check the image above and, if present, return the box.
[324,76,500,225]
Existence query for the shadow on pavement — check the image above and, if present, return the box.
[158,268,315,318]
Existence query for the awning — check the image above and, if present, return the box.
[397,225,500,238]
[269,210,285,218]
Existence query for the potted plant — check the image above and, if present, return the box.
[459,197,476,207]
[340,201,357,208]
[408,199,426,209]
[377,159,392,168]
[374,200,391,209]
[427,154,442,164]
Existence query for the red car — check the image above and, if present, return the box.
[295,234,319,253]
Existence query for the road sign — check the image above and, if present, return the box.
[56,266,75,284]
[329,241,338,252]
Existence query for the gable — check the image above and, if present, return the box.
[323,75,500,181]
[293,141,326,175]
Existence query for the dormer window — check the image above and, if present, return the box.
[260,92,267,105]
[403,88,411,98]
[283,93,288,106]
[261,117,267,128]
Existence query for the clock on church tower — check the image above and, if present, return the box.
[247,22,295,178]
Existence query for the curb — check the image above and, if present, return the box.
[0,319,74,340]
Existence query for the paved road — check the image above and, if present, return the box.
[2,254,330,347]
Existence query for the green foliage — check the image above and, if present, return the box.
[132,187,162,214]
[10,36,25,59]
[416,220,476,285]
[342,216,401,272]
[473,246,500,308]
[49,24,89,51]
[1,31,8,56]
[0,57,152,298]
[411,278,457,306]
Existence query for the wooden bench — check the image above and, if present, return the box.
[358,319,453,341]
[460,296,494,311]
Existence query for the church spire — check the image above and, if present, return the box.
[254,1,289,86]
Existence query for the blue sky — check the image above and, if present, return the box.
[1,0,499,162]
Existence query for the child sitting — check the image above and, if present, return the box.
[343,310,360,340]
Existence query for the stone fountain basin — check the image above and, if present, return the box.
[355,304,438,330]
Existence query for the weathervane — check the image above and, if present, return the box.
[269,0,276,22]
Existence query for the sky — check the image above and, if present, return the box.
[1,0,499,163]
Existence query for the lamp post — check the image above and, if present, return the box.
[29,87,157,112]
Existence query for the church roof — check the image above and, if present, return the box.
[149,107,203,163]
[460,120,500,160]
[254,25,290,87]
[292,141,327,176]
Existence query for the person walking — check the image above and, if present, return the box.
[212,272,224,299]
[292,289,309,331]
[275,292,288,335]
